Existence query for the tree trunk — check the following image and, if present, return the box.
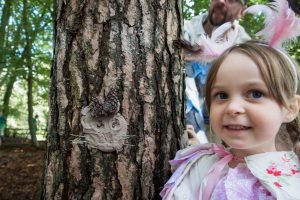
[27,53,39,147]
[0,0,12,75]
[2,73,16,137]
[1,22,22,137]
[23,0,39,147]
[41,0,183,199]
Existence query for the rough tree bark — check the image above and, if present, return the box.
[41,0,183,199]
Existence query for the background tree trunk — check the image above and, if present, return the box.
[41,0,183,199]
[1,16,22,137]
[2,73,16,137]
[23,0,39,147]
[0,0,12,75]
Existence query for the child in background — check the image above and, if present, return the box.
[160,41,300,199]
[0,111,6,145]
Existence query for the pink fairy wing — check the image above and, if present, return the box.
[246,0,300,48]
[184,37,221,62]
[268,0,300,47]
[184,36,219,62]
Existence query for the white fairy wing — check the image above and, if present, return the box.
[210,22,234,42]
[245,4,272,18]
[185,26,239,62]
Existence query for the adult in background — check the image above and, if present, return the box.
[183,0,250,144]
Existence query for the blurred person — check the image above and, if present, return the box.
[0,111,6,144]
[33,114,39,134]
[182,0,250,145]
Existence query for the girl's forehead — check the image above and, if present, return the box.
[213,52,265,85]
[217,52,258,74]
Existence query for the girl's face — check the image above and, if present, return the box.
[210,52,291,156]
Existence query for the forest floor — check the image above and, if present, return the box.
[0,138,45,200]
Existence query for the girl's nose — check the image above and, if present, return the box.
[225,97,245,116]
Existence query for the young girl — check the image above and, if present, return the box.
[160,41,300,200]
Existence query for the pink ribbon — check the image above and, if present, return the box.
[202,144,234,200]
[160,145,211,199]
[160,144,238,200]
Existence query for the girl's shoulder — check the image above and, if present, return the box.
[160,143,222,199]
[245,151,300,200]
[168,143,221,173]
[161,146,300,200]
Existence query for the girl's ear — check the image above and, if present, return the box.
[283,95,300,123]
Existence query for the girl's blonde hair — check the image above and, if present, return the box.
[205,41,300,156]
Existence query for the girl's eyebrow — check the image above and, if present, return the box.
[211,80,268,90]
[210,85,224,91]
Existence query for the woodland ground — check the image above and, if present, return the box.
[0,138,45,200]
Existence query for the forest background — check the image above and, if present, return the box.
[0,0,299,142]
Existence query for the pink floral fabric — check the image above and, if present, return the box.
[265,153,300,188]
[211,165,275,200]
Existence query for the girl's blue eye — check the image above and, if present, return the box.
[215,92,228,100]
[249,90,263,99]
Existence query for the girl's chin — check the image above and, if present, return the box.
[228,145,276,157]
[222,142,255,153]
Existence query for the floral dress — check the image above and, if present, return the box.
[160,144,300,200]
[211,164,275,199]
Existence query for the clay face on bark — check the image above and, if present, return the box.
[81,106,127,152]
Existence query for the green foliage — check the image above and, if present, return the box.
[184,0,209,20]
[0,0,53,129]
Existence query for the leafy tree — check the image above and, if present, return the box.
[0,0,53,143]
